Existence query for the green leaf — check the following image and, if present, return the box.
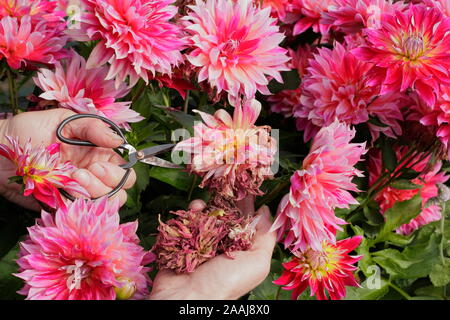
[344,279,390,300]
[248,260,291,300]
[377,194,422,242]
[381,138,397,172]
[149,167,194,192]
[0,245,22,299]
[268,70,300,94]
[429,260,450,287]
[398,169,421,180]
[169,110,199,134]
[7,176,23,185]
[414,286,446,300]
[390,179,422,190]
[384,232,414,247]
[373,233,441,279]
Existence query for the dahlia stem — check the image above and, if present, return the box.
[183,90,190,114]
[132,81,146,103]
[440,202,447,266]
[6,68,19,115]
[275,286,282,300]
[389,282,411,300]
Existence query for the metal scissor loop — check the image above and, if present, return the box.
[56,113,179,202]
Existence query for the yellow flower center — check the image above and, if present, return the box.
[298,244,343,280]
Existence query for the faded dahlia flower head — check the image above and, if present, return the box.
[153,203,257,273]
[271,121,366,251]
[274,236,362,300]
[0,15,68,69]
[34,51,143,130]
[0,136,88,209]
[175,99,277,201]
[352,4,450,106]
[322,0,406,34]
[15,197,153,300]
[296,42,403,142]
[69,0,185,87]
[183,0,290,101]
[369,147,448,235]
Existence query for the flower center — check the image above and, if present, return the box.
[61,260,91,292]
[298,245,342,280]
[403,35,425,60]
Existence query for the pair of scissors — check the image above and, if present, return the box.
[56,114,180,201]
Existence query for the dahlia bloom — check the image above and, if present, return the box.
[295,43,403,142]
[0,15,68,69]
[424,0,450,17]
[34,52,143,130]
[0,0,66,24]
[290,0,336,35]
[183,0,290,100]
[260,0,291,21]
[322,0,406,34]
[369,147,448,235]
[274,236,362,300]
[69,0,185,87]
[0,136,88,209]
[352,5,450,106]
[271,121,366,251]
[15,197,152,300]
[175,99,277,201]
[413,85,450,156]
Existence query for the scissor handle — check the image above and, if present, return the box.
[59,168,132,202]
[56,113,133,202]
[56,113,128,147]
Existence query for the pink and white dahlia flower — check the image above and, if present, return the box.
[69,0,185,87]
[15,197,152,300]
[322,0,406,34]
[175,99,277,201]
[274,236,362,300]
[0,0,67,25]
[352,4,450,106]
[295,43,403,142]
[183,0,290,101]
[34,51,143,130]
[0,15,68,69]
[369,147,448,235]
[271,121,366,251]
[0,136,88,209]
[290,0,336,35]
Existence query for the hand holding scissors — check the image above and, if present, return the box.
[56,113,180,201]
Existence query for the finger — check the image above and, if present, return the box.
[252,206,277,255]
[111,189,128,207]
[63,116,124,148]
[73,168,113,199]
[236,195,255,214]
[87,162,136,190]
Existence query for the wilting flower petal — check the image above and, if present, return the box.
[175,99,277,201]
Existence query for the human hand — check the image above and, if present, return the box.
[148,198,277,300]
[0,109,136,210]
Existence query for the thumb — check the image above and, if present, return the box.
[252,205,277,254]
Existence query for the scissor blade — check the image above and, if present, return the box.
[140,156,182,169]
[140,144,176,158]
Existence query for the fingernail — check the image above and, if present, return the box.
[90,163,106,178]
[107,130,124,143]
[73,169,90,186]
